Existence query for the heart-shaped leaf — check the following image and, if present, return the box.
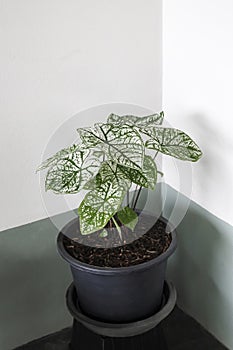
[117,207,138,231]
[118,155,157,190]
[78,180,129,235]
[107,112,164,127]
[37,144,82,172]
[83,161,132,191]
[145,128,202,162]
[78,162,131,234]
[78,123,144,170]
[43,146,100,194]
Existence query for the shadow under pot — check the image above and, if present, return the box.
[57,213,177,323]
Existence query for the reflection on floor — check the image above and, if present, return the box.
[15,307,227,350]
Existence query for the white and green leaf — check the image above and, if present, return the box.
[118,155,157,190]
[117,207,138,231]
[78,161,131,234]
[78,179,129,235]
[77,127,102,148]
[37,144,81,172]
[44,147,100,194]
[145,128,202,162]
[83,161,131,191]
[78,123,144,170]
[107,112,164,127]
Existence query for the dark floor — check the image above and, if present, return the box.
[15,307,227,350]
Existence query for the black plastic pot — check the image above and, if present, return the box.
[57,216,177,323]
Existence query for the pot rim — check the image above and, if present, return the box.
[57,213,177,275]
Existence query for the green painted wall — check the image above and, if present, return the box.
[164,185,233,350]
[0,184,232,349]
[0,216,72,350]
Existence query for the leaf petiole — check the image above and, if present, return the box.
[153,150,159,160]
[112,216,122,241]
[157,170,164,177]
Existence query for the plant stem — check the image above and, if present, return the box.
[112,216,122,241]
[133,186,142,210]
[133,151,159,210]
[127,190,129,207]
[157,170,164,177]
[153,150,159,160]
[131,185,138,208]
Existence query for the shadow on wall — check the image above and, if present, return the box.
[165,187,233,349]
[184,113,233,221]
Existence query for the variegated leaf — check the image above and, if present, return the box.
[77,127,102,148]
[78,123,144,170]
[44,146,100,194]
[78,177,129,235]
[37,144,81,172]
[145,128,202,161]
[118,155,157,190]
[79,162,131,234]
[107,112,164,127]
[83,161,131,191]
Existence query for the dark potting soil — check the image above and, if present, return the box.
[63,213,172,268]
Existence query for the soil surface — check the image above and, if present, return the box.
[63,212,172,268]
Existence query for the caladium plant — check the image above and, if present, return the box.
[38,112,202,237]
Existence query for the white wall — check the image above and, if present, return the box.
[165,186,233,350]
[0,0,162,231]
[163,2,233,348]
[163,0,233,226]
